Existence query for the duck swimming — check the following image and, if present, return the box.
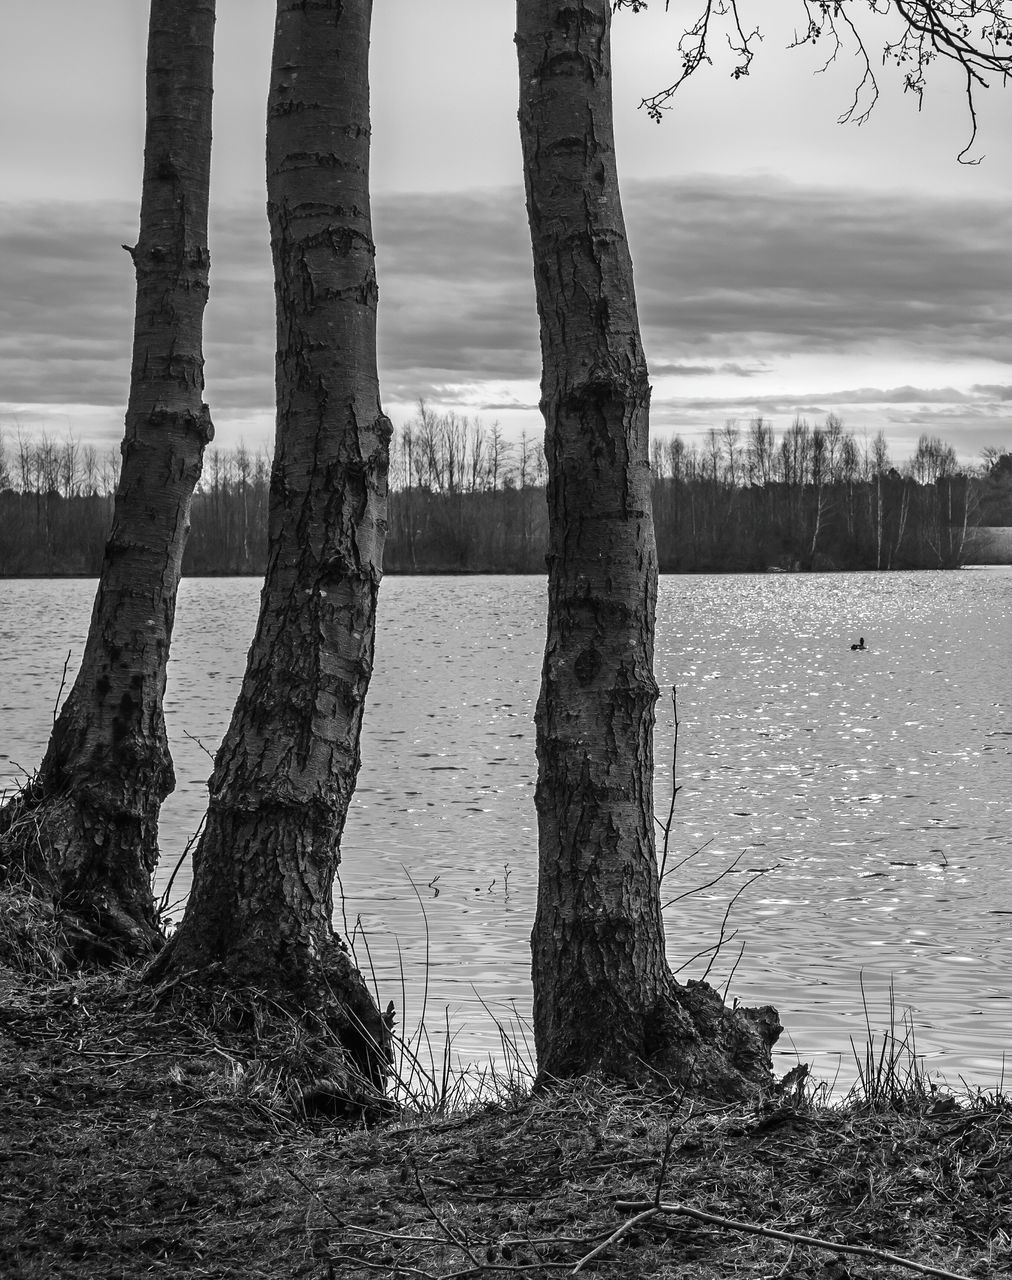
[851,637,866,651]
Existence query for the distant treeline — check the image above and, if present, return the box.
[2,410,1010,576]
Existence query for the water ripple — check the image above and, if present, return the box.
[1,568,1009,1091]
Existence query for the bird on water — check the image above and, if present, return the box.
[851,637,866,651]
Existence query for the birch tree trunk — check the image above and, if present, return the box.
[0,0,215,961]
[517,0,781,1093]
[148,0,391,1089]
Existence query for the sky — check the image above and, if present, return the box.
[2,0,1011,469]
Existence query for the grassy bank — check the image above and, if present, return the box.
[2,953,1011,1280]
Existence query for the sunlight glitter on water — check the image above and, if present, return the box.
[1,567,1009,1091]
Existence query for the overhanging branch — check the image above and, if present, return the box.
[615,0,1012,161]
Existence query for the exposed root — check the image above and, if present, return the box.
[653,975,783,1100]
[144,953,394,1120]
[0,780,161,968]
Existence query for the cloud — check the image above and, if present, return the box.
[478,400,540,413]
[650,382,1011,423]
[0,201,136,413]
[651,360,769,377]
[3,174,1011,453]
[970,383,1012,401]
[624,176,1012,365]
[203,204,273,411]
[656,384,991,413]
[373,190,539,403]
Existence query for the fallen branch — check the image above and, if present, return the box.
[571,1207,658,1273]
[412,1161,484,1271]
[284,1166,344,1225]
[597,1200,974,1280]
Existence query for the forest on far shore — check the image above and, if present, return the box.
[2,409,1011,577]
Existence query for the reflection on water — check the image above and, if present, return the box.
[1,569,1009,1090]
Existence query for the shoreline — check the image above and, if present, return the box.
[1,562,1010,581]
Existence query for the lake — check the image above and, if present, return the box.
[1,569,1010,1092]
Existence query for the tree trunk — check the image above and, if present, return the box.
[517,0,780,1095]
[148,0,392,1091]
[0,0,215,962]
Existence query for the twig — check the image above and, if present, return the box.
[673,928,739,975]
[156,814,205,917]
[661,835,714,884]
[656,686,680,884]
[699,861,776,983]
[652,1107,688,1199]
[412,1162,484,1270]
[571,1208,658,1274]
[183,729,215,761]
[720,937,747,1002]
[664,845,747,905]
[344,1224,450,1245]
[343,1220,598,1267]
[573,1097,689,1273]
[284,1166,345,1225]
[53,650,72,725]
[329,1254,574,1278]
[610,1199,975,1280]
[327,1252,433,1278]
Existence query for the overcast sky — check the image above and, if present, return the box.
[2,0,1010,467]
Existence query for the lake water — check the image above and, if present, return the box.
[1,570,1010,1092]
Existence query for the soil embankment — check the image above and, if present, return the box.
[2,961,1010,1279]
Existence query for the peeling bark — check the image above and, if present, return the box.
[0,0,215,962]
[148,0,391,1089]
[517,0,780,1094]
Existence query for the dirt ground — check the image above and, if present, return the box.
[2,963,1011,1280]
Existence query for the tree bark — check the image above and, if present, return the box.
[0,0,215,962]
[148,0,392,1091]
[517,0,781,1094]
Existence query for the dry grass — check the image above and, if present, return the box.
[3,960,1011,1280]
[0,886,68,979]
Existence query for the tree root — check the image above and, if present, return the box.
[145,937,394,1115]
[0,782,162,969]
[643,976,783,1101]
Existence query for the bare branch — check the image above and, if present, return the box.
[618,0,1012,161]
[612,1198,976,1280]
